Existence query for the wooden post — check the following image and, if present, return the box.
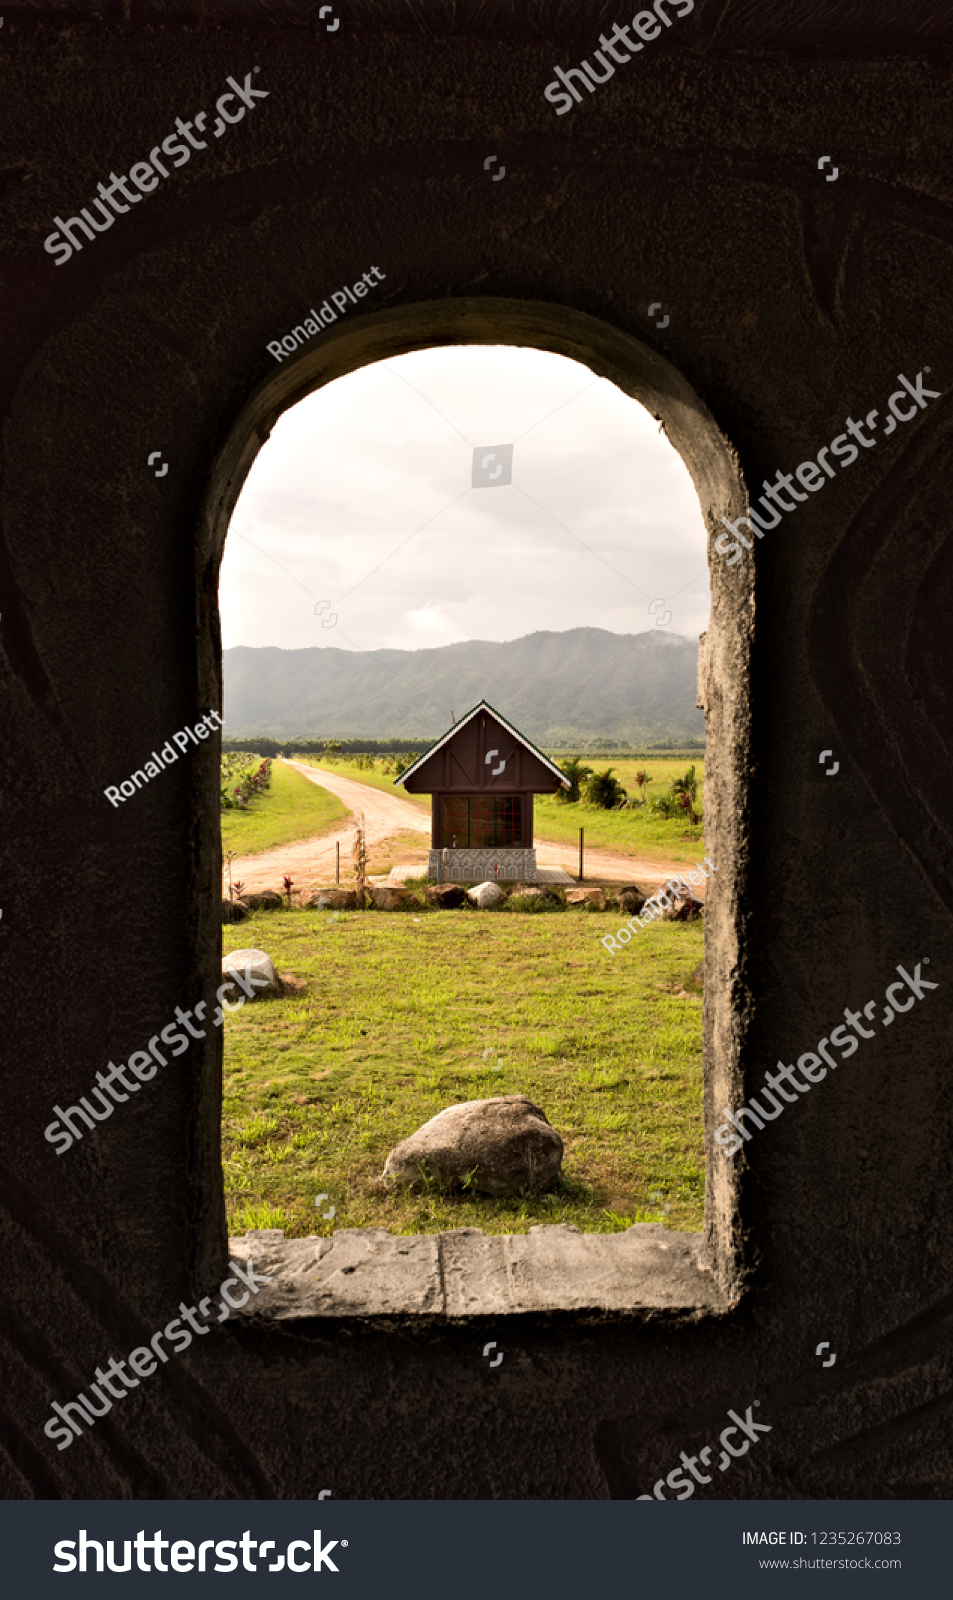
[335,841,340,884]
[579,827,584,882]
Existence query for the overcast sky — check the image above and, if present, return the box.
[219,345,710,653]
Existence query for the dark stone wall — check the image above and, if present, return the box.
[2,0,952,1499]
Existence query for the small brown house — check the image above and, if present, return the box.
[395,701,569,881]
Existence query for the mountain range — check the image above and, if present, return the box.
[222,628,705,745]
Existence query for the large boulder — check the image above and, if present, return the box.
[220,947,283,1000]
[467,880,503,910]
[241,890,284,911]
[382,1095,563,1197]
[222,898,249,924]
[425,883,465,909]
[367,885,410,911]
[566,886,606,910]
[308,887,360,910]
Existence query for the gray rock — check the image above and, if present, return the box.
[221,947,283,1000]
[467,880,504,910]
[382,1094,563,1197]
[222,898,249,924]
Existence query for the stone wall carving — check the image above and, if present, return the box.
[427,848,537,882]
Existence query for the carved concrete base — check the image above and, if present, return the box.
[231,1225,723,1318]
[427,848,536,882]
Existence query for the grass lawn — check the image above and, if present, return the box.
[222,906,705,1240]
[221,757,350,857]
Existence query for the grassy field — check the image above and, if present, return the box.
[532,757,707,866]
[602,757,706,794]
[222,906,704,1240]
[221,757,350,857]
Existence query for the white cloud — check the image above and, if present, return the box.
[404,606,452,635]
[220,345,711,651]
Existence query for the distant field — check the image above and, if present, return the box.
[598,757,705,792]
[533,757,707,866]
[221,756,350,857]
[222,907,704,1239]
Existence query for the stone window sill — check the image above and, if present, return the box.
[227,1223,727,1320]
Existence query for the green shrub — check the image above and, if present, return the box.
[506,892,564,913]
[555,756,593,803]
[586,768,628,809]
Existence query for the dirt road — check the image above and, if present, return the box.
[223,760,706,896]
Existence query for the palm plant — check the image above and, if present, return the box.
[555,755,593,804]
[671,764,701,828]
[586,768,628,809]
[633,768,654,804]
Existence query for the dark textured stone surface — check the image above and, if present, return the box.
[618,885,649,914]
[425,883,466,908]
[3,1,953,1502]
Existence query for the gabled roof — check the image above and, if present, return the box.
[393,700,570,788]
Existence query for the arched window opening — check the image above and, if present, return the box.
[198,298,752,1311]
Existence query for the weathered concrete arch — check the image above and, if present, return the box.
[200,297,753,1298]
